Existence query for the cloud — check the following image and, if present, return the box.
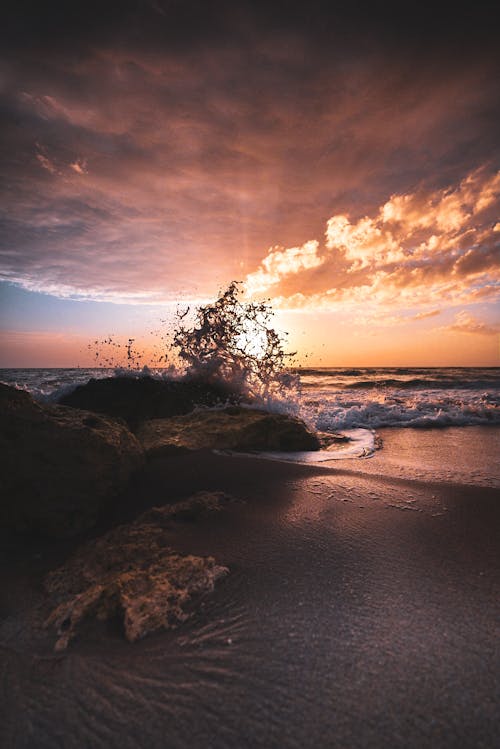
[1,5,499,306]
[324,169,500,272]
[439,311,500,336]
[413,309,441,320]
[243,168,500,318]
[69,159,88,175]
[36,153,57,174]
[245,240,321,295]
[325,214,403,268]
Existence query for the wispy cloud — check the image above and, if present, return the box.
[413,309,441,320]
[439,310,500,336]
[69,159,88,175]
[35,145,59,175]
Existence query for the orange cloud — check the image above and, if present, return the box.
[413,309,441,320]
[244,168,500,319]
[2,31,500,311]
[245,240,321,295]
[440,311,500,336]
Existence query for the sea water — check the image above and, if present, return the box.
[2,366,499,427]
[2,365,499,441]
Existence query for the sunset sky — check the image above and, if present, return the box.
[1,0,499,366]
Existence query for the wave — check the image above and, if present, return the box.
[0,368,115,403]
[226,427,377,464]
[343,377,500,390]
[1,283,499,438]
[296,368,500,394]
[2,366,500,432]
[304,392,500,430]
[295,367,369,377]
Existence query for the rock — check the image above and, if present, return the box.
[59,376,237,429]
[0,383,144,537]
[136,406,320,455]
[44,493,230,650]
[317,431,351,447]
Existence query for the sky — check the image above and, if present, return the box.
[1,0,499,366]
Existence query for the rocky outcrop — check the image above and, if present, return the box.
[59,376,237,429]
[44,493,231,650]
[0,383,144,537]
[136,406,321,455]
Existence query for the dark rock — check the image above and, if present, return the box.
[136,406,321,455]
[0,383,144,537]
[44,492,230,650]
[59,376,237,429]
[317,431,351,447]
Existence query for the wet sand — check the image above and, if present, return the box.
[1,427,499,748]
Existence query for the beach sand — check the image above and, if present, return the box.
[1,427,499,748]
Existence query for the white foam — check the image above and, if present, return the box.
[297,388,500,430]
[215,428,376,464]
[2,367,499,432]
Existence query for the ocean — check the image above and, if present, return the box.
[2,366,499,429]
[2,366,500,747]
[3,365,499,469]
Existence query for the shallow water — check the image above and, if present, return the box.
[1,428,499,748]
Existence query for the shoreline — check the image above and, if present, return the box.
[1,426,499,748]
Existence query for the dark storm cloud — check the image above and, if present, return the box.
[1,0,499,301]
[3,1,498,51]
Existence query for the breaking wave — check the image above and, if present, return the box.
[300,388,500,430]
[1,285,499,433]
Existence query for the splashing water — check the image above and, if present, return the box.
[86,282,300,407]
[172,282,298,403]
[4,284,498,443]
[88,332,171,371]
